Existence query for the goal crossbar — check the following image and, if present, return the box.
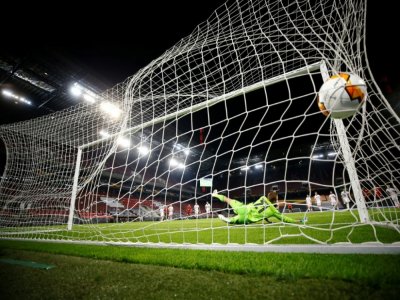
[66,61,323,231]
[80,61,323,150]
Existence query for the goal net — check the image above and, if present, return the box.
[1,0,399,247]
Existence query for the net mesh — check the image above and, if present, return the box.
[1,0,399,245]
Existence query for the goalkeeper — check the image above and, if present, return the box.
[212,190,306,224]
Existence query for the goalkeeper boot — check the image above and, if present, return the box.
[212,189,225,202]
[218,214,230,223]
[300,217,308,224]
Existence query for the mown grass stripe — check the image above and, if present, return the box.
[0,258,55,270]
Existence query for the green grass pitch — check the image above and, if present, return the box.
[0,209,399,299]
[2,208,399,245]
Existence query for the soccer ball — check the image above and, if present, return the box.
[317,73,367,119]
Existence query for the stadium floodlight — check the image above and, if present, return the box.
[70,82,98,103]
[18,97,31,105]
[2,89,13,98]
[100,101,122,118]
[138,145,149,156]
[169,158,178,167]
[174,144,189,156]
[169,158,185,169]
[1,89,32,105]
[99,130,110,137]
[70,83,82,97]
[117,137,130,148]
[83,93,96,103]
[327,152,337,157]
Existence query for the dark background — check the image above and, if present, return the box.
[0,0,398,124]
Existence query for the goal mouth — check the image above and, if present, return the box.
[0,0,399,248]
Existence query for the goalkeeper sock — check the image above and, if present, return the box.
[213,194,225,202]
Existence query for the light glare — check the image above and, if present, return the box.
[70,84,82,97]
[118,137,130,148]
[83,93,95,103]
[2,89,32,105]
[138,146,149,155]
[100,102,122,118]
[99,130,110,137]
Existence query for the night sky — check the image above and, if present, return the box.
[58,1,400,93]
[0,0,398,118]
[63,1,399,93]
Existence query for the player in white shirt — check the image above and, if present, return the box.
[168,205,174,220]
[305,194,312,212]
[194,203,200,218]
[314,192,322,211]
[386,185,399,208]
[205,202,211,218]
[159,205,165,221]
[328,191,337,210]
[341,190,351,210]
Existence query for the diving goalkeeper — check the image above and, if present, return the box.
[212,190,306,224]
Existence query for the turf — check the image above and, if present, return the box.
[0,240,399,299]
[1,209,399,245]
[0,209,399,298]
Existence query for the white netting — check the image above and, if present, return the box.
[0,0,399,246]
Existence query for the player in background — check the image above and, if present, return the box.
[212,190,306,224]
[314,192,322,212]
[386,185,399,208]
[374,187,383,199]
[305,194,312,212]
[185,203,192,217]
[194,203,200,218]
[362,188,372,204]
[168,204,174,220]
[328,191,337,210]
[341,190,351,210]
[373,187,383,207]
[205,202,211,218]
[159,205,165,221]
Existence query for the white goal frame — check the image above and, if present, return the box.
[319,61,370,223]
[67,60,372,230]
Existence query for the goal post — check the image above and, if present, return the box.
[333,119,370,223]
[66,61,323,231]
[67,148,82,230]
[319,61,369,223]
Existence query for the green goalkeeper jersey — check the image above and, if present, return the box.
[227,196,296,224]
